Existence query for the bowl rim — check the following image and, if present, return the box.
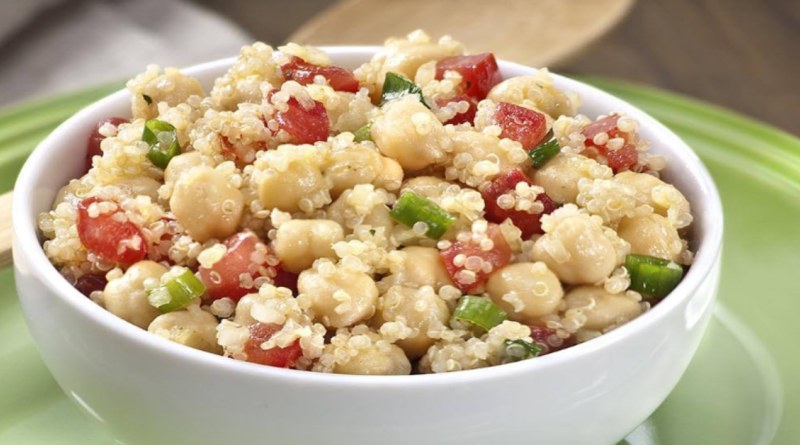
[12,45,724,388]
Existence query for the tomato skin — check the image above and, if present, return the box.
[275,97,330,145]
[244,323,303,368]
[73,274,108,296]
[582,114,639,172]
[272,266,299,295]
[198,231,272,302]
[440,224,512,293]
[436,94,478,125]
[76,197,147,266]
[494,102,548,149]
[435,53,502,100]
[86,117,127,172]
[529,325,576,355]
[281,55,359,93]
[481,169,556,238]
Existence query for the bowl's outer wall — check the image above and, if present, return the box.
[13,49,722,445]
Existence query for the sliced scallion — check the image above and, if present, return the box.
[529,139,560,169]
[353,122,372,142]
[142,94,153,105]
[389,191,455,239]
[143,119,181,168]
[148,269,205,313]
[626,254,684,299]
[450,295,508,333]
[502,339,542,363]
[380,72,430,108]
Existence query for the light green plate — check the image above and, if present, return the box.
[0,80,798,445]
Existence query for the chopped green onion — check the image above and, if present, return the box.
[147,269,205,313]
[529,139,560,168]
[143,119,181,168]
[389,191,455,239]
[451,295,508,333]
[626,254,684,299]
[380,72,430,108]
[142,94,153,105]
[353,122,372,142]
[502,339,542,363]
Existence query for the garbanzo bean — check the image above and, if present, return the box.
[256,162,327,213]
[564,286,643,331]
[614,171,693,229]
[617,213,682,262]
[170,165,244,242]
[375,285,450,359]
[486,262,563,323]
[103,261,166,328]
[384,246,453,290]
[533,153,613,204]
[274,219,345,273]
[487,74,577,118]
[297,261,379,328]
[148,305,222,354]
[332,342,412,375]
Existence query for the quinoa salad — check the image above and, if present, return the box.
[39,31,694,375]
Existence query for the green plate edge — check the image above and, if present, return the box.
[0,79,798,444]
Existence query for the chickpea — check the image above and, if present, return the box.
[376,286,450,359]
[325,185,394,232]
[148,306,222,354]
[103,261,167,328]
[533,153,612,204]
[256,163,327,213]
[374,156,404,192]
[333,342,412,375]
[401,176,449,199]
[371,96,449,171]
[564,286,643,331]
[274,219,345,273]
[617,213,682,262]
[450,130,526,172]
[384,247,453,290]
[297,262,379,328]
[532,214,619,285]
[487,75,577,118]
[116,177,161,202]
[164,152,209,187]
[324,144,383,197]
[486,262,563,323]
[614,171,693,229]
[170,165,244,242]
[130,67,205,120]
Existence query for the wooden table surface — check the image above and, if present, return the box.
[197,0,800,136]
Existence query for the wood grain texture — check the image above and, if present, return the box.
[288,0,634,68]
[0,192,12,269]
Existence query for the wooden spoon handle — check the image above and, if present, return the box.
[0,192,11,269]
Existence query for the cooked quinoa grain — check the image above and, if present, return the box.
[39,31,694,374]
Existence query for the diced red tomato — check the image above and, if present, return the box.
[76,197,147,266]
[73,274,108,296]
[274,97,330,144]
[436,94,478,125]
[272,266,299,295]
[481,169,556,238]
[244,322,303,368]
[197,231,278,302]
[494,102,548,149]
[440,224,512,293]
[281,55,360,93]
[86,117,127,172]
[582,114,639,173]
[436,53,502,100]
[529,325,576,355]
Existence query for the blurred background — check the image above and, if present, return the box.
[1,0,797,134]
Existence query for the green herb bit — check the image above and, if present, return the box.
[389,191,455,239]
[142,94,153,105]
[626,254,684,299]
[502,339,543,363]
[529,139,560,169]
[148,269,206,313]
[380,72,430,108]
[353,122,373,142]
[143,119,181,168]
[450,295,508,333]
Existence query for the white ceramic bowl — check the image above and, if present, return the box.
[13,47,723,445]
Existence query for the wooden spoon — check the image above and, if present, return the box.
[289,0,635,68]
[0,192,11,269]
